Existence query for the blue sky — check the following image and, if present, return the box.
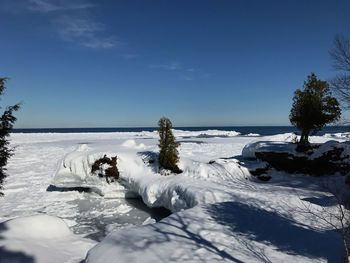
[1,0,350,128]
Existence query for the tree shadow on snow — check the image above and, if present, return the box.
[206,201,343,262]
[301,196,338,207]
[137,151,159,173]
[0,223,35,263]
[0,247,35,263]
[106,211,245,262]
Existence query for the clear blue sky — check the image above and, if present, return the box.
[1,0,350,128]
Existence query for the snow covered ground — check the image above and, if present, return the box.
[0,130,347,262]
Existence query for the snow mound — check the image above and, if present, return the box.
[121,139,146,149]
[2,214,71,239]
[0,214,96,263]
[245,133,260,136]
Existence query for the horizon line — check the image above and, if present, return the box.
[12,125,346,130]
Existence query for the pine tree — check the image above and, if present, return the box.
[158,117,182,174]
[0,78,20,195]
[290,73,341,149]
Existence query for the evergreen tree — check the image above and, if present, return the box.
[158,117,182,174]
[0,78,20,195]
[290,73,341,149]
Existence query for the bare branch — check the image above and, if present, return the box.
[330,34,350,72]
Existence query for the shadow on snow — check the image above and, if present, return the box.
[207,201,343,262]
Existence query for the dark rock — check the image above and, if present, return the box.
[257,175,271,181]
[249,165,270,177]
[91,155,120,183]
[255,146,350,176]
[346,175,350,186]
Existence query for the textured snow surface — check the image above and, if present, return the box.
[1,130,348,262]
[86,202,342,263]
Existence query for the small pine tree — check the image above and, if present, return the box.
[290,73,341,149]
[158,117,182,174]
[0,78,20,195]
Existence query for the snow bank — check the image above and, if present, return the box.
[52,141,251,212]
[118,152,244,212]
[0,214,96,263]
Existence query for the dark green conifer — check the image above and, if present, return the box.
[0,78,20,195]
[158,117,182,174]
[290,73,341,149]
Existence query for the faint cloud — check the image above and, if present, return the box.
[149,62,182,71]
[181,75,194,81]
[121,54,139,60]
[53,15,124,49]
[1,0,123,50]
[81,37,122,49]
[27,0,94,12]
[199,73,212,79]
[54,16,103,40]
[148,62,209,81]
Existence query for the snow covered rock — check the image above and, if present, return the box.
[242,133,296,159]
[52,144,129,198]
[0,214,96,263]
[252,140,350,176]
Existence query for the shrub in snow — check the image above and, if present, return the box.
[289,73,341,151]
[0,78,20,195]
[158,117,182,174]
[91,155,119,183]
